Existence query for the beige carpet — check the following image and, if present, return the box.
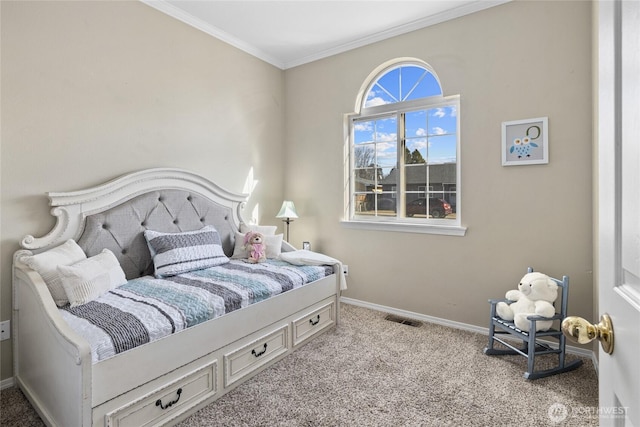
[1,303,598,426]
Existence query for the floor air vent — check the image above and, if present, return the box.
[384,314,422,327]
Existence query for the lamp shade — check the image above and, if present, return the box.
[276,201,298,219]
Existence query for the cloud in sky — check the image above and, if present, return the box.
[375,141,398,166]
[432,127,447,135]
[432,108,446,118]
[432,106,457,118]
[365,97,388,107]
[364,89,393,108]
[354,122,372,132]
[376,132,397,142]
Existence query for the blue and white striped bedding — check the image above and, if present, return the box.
[59,259,334,363]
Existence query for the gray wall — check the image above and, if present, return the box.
[0,0,285,381]
[283,1,593,327]
[0,0,594,381]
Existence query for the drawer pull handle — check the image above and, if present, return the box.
[252,343,268,357]
[156,388,182,410]
[309,315,320,326]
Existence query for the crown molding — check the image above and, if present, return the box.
[140,0,286,69]
[282,0,511,69]
[141,0,511,70]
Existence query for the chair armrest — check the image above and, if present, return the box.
[488,298,512,305]
[526,313,562,321]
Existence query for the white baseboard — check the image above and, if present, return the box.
[340,297,598,370]
[1,377,15,390]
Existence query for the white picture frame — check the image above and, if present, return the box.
[501,117,549,166]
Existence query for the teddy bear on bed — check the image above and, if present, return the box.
[495,271,559,332]
[243,231,266,263]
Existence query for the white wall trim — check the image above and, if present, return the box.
[1,377,15,390]
[140,0,285,69]
[340,297,597,363]
[140,0,511,70]
[281,1,511,69]
[340,220,467,236]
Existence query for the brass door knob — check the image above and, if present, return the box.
[561,314,614,354]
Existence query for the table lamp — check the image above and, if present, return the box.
[276,200,298,242]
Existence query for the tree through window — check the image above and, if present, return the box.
[348,59,461,227]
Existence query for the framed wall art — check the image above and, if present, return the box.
[501,117,548,166]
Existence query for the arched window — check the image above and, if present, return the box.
[363,63,442,107]
[344,58,464,235]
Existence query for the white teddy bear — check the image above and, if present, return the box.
[496,272,558,332]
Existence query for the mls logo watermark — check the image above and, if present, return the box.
[548,402,628,423]
[548,403,570,423]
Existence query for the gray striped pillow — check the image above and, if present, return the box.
[144,226,229,278]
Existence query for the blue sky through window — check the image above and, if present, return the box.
[355,106,456,166]
[365,65,442,108]
[405,106,457,164]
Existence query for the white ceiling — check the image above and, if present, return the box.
[142,0,509,70]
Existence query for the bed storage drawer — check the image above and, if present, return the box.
[292,300,335,347]
[224,325,289,387]
[104,361,217,427]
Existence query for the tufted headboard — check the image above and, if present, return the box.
[19,168,248,279]
[77,190,237,279]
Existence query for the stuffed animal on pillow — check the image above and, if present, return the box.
[495,272,558,332]
[243,231,266,263]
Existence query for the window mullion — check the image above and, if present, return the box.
[425,108,430,203]
[398,112,406,218]
[403,70,428,101]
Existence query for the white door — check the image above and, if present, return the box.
[597,0,640,425]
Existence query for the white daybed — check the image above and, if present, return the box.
[12,168,341,427]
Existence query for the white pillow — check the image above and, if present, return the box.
[240,223,278,236]
[144,225,229,278]
[57,249,127,307]
[231,231,283,260]
[21,239,87,306]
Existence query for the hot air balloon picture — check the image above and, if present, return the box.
[502,116,549,166]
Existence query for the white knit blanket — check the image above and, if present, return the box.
[280,250,347,291]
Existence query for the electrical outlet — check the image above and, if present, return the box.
[342,265,349,276]
[0,320,10,341]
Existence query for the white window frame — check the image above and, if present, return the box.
[341,59,466,236]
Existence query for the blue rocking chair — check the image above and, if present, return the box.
[483,268,583,380]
